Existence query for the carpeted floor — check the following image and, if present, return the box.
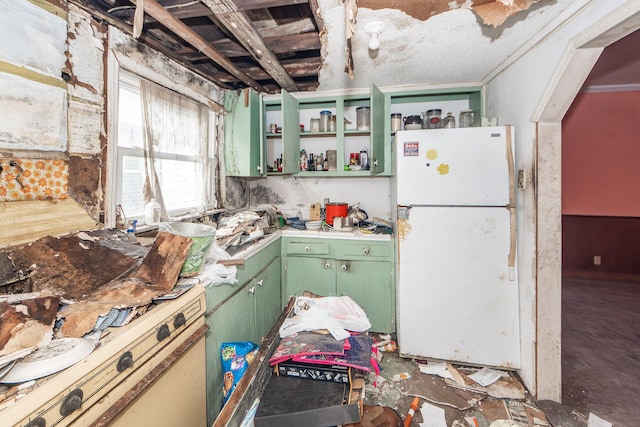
[562,278,640,425]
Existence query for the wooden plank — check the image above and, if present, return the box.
[181,32,320,59]
[215,56,321,82]
[0,199,98,249]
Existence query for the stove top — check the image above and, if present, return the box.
[1,284,206,426]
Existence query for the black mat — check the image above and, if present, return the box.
[254,375,360,427]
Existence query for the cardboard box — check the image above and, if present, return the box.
[309,202,321,221]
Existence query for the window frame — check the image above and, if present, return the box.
[105,52,218,228]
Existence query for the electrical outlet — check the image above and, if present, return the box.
[594,255,601,266]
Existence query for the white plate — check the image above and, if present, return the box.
[1,338,95,384]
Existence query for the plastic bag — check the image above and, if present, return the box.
[279,296,371,339]
[200,245,238,286]
[220,341,259,406]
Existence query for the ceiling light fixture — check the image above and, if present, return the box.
[364,21,384,51]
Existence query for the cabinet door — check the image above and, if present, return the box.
[281,90,300,174]
[205,284,257,424]
[283,256,336,303]
[255,256,282,342]
[370,83,386,175]
[337,260,395,333]
[224,88,264,177]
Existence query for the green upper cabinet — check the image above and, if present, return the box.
[224,85,483,178]
[224,88,264,177]
[264,89,300,175]
[370,84,385,175]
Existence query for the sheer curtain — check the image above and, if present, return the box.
[140,79,208,221]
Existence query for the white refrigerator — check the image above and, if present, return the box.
[392,126,520,368]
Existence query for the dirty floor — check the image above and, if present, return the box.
[363,276,640,427]
[363,350,545,427]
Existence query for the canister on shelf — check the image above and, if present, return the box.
[356,106,370,130]
[391,113,402,132]
[459,110,474,128]
[442,112,456,128]
[350,152,360,165]
[310,117,320,133]
[319,110,332,132]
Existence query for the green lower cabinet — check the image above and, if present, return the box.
[281,236,396,334]
[336,260,395,333]
[205,284,256,424]
[205,239,282,425]
[283,256,337,299]
[255,256,281,341]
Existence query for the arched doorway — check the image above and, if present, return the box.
[534,6,640,414]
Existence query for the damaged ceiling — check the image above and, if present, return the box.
[70,0,586,94]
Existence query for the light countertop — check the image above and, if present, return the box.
[227,228,392,260]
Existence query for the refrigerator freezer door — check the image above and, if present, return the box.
[395,127,512,206]
[396,206,520,368]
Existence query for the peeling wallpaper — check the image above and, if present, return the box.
[0,159,68,202]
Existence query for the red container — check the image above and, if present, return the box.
[325,202,348,225]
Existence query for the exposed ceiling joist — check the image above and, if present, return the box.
[200,0,299,92]
[131,0,264,91]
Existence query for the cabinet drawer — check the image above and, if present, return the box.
[342,243,391,259]
[285,242,330,256]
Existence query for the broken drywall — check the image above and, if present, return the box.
[66,5,107,156]
[0,0,67,78]
[316,0,571,91]
[0,73,67,150]
[109,27,224,106]
[68,155,100,209]
[358,0,543,28]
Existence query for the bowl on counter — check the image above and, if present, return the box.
[305,220,322,230]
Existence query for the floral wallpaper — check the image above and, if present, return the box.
[0,159,68,202]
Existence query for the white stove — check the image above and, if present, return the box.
[1,285,206,427]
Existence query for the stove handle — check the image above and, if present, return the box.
[60,388,84,417]
[157,324,171,341]
[174,312,186,329]
[24,418,46,427]
[117,351,134,372]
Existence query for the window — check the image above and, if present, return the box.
[115,71,216,222]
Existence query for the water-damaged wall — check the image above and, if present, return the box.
[0,0,224,247]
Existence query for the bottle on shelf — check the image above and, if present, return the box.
[360,149,369,170]
[308,153,315,171]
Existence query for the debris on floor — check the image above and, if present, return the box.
[365,336,552,427]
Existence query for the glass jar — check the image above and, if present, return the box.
[459,110,474,128]
[391,113,402,132]
[442,112,456,128]
[424,109,442,129]
[356,106,370,130]
[310,117,320,133]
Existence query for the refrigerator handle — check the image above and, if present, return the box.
[506,125,517,281]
